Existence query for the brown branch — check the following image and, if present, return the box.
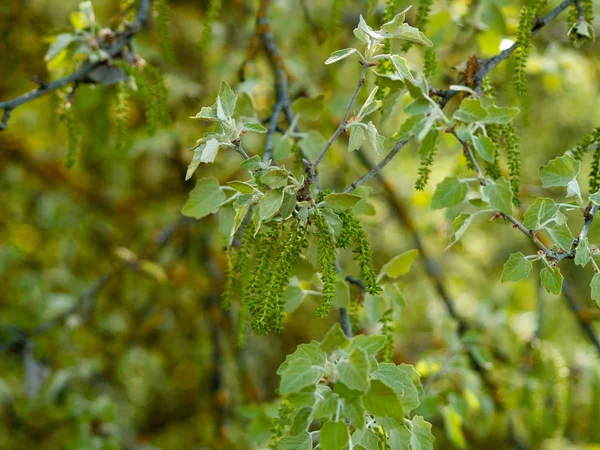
[0,0,152,131]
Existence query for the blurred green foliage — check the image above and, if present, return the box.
[1,0,600,449]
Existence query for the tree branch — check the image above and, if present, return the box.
[0,0,152,131]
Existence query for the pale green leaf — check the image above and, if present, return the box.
[363,379,404,419]
[540,267,563,295]
[419,130,439,158]
[408,416,435,450]
[343,398,365,429]
[501,252,532,282]
[241,155,262,170]
[539,154,580,187]
[337,348,370,392]
[575,237,591,267]
[259,189,284,220]
[278,431,311,450]
[323,193,362,213]
[379,249,419,279]
[325,48,358,64]
[181,177,226,219]
[453,98,488,123]
[389,426,411,450]
[431,177,468,210]
[523,198,559,229]
[472,135,496,163]
[348,125,366,153]
[299,130,328,161]
[242,122,268,133]
[365,121,385,157]
[373,363,420,412]
[447,213,475,249]
[482,178,513,214]
[45,33,78,61]
[352,428,380,449]
[320,421,349,450]
[349,334,386,357]
[590,273,600,306]
[227,181,254,194]
[320,323,351,353]
[218,81,237,118]
[261,168,289,189]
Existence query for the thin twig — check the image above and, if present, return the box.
[313,63,368,168]
[0,0,152,131]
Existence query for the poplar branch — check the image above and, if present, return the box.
[0,0,152,131]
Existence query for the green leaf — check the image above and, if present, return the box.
[259,189,284,220]
[284,285,306,313]
[523,198,559,229]
[320,421,349,450]
[45,33,78,61]
[349,334,387,357]
[365,122,385,157]
[442,406,466,448]
[379,249,419,279]
[575,237,591,267]
[406,99,433,116]
[546,221,574,251]
[383,22,433,46]
[419,130,439,158]
[320,323,350,353]
[278,432,312,450]
[453,98,488,123]
[358,86,383,118]
[501,252,532,282]
[363,379,404,419]
[540,267,563,295]
[590,273,600,306]
[279,359,324,395]
[333,279,350,308]
[483,104,520,124]
[261,168,289,189]
[227,181,254,194]
[389,426,411,450]
[343,397,365,429]
[589,190,600,205]
[290,406,314,436]
[181,177,226,219]
[472,135,496,163]
[408,416,435,450]
[278,341,327,372]
[242,122,268,133]
[241,155,262,170]
[218,81,237,118]
[325,48,358,64]
[348,125,366,153]
[279,193,297,219]
[431,177,468,210]
[539,154,580,187]
[186,138,222,180]
[337,348,370,392]
[323,193,362,213]
[447,213,475,249]
[482,178,513,214]
[274,136,294,160]
[373,363,420,412]
[352,428,380,449]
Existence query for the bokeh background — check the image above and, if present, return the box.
[1,0,600,448]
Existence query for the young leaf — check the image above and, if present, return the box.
[372,363,420,412]
[575,237,591,267]
[590,273,600,306]
[539,154,580,187]
[408,416,435,450]
[482,178,513,214]
[261,168,289,189]
[181,177,226,219]
[362,379,404,419]
[242,122,267,133]
[501,252,532,282]
[358,86,382,119]
[337,348,370,392]
[218,81,237,118]
[365,122,385,157]
[325,48,358,64]
[352,428,380,449]
[343,398,366,429]
[523,198,559,229]
[320,323,351,353]
[320,421,349,450]
[546,221,574,252]
[540,266,563,295]
[348,125,366,153]
[431,177,468,210]
[472,135,496,163]
[241,155,262,170]
[278,432,312,450]
[348,334,387,357]
[447,213,475,249]
[453,98,488,123]
[259,189,284,220]
[279,360,324,395]
[323,193,362,213]
[379,249,419,279]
